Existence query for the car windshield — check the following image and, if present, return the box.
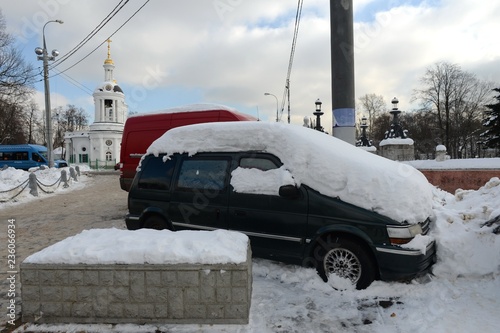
[39,151,48,159]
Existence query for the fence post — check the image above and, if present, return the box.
[70,167,78,182]
[61,169,69,188]
[28,173,38,196]
[75,165,80,177]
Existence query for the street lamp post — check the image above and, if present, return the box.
[264,93,279,122]
[314,98,323,132]
[35,19,63,168]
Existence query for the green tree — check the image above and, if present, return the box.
[480,88,500,152]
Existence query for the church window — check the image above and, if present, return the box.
[106,151,113,161]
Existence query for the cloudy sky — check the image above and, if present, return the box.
[2,0,499,129]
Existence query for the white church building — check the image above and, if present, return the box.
[64,40,128,168]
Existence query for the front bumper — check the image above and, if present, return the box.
[375,240,437,281]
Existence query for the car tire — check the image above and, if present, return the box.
[315,236,376,290]
[143,215,168,230]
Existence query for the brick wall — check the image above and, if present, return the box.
[21,248,252,325]
[419,169,500,193]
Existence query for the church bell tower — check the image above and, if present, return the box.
[91,39,127,128]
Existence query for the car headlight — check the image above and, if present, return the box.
[386,224,423,245]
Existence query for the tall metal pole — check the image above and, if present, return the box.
[330,0,356,144]
[37,20,63,167]
[42,31,53,167]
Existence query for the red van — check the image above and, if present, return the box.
[119,104,257,191]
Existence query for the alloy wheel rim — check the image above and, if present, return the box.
[324,248,361,284]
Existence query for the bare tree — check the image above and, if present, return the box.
[0,10,36,144]
[358,94,387,138]
[25,101,43,144]
[62,104,89,132]
[412,61,495,158]
[0,99,26,143]
[0,11,35,102]
[49,104,90,150]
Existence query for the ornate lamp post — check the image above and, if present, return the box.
[314,98,323,132]
[35,19,63,168]
[264,92,279,122]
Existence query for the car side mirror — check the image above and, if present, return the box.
[279,185,300,199]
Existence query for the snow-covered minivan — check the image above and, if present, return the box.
[126,122,436,289]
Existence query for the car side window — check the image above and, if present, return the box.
[239,157,279,171]
[138,156,176,190]
[177,159,229,191]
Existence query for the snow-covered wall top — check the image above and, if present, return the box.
[406,158,500,170]
[379,138,415,146]
[24,228,249,265]
[147,122,434,224]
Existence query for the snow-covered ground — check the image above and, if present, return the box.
[0,165,90,206]
[1,148,499,332]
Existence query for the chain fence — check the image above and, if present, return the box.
[0,166,81,203]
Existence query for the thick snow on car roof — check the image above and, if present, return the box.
[147,122,434,224]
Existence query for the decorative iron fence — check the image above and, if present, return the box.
[0,166,81,203]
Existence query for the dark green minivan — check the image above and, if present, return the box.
[126,122,436,289]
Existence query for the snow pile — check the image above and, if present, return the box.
[0,165,90,206]
[231,166,295,195]
[147,122,433,224]
[24,228,249,265]
[0,167,27,191]
[432,177,500,278]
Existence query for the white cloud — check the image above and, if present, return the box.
[2,0,499,132]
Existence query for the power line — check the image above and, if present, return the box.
[51,0,129,69]
[51,68,94,95]
[50,0,150,78]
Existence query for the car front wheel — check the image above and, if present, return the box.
[316,236,376,290]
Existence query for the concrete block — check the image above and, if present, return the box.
[21,243,252,324]
[177,271,199,287]
[109,286,128,302]
[99,271,114,286]
[113,270,129,286]
[83,271,99,286]
[68,270,84,285]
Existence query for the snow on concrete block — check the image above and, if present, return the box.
[21,229,252,325]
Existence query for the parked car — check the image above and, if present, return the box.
[126,122,436,289]
[0,144,68,170]
[118,103,256,191]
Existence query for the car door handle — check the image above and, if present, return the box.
[234,210,247,216]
